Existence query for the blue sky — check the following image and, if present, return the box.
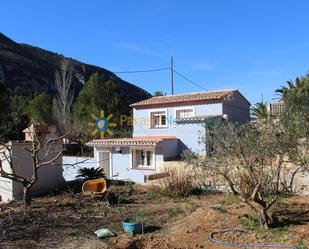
[1,0,309,104]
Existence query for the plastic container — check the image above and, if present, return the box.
[122,220,145,235]
[82,178,107,196]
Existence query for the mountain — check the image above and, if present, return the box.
[0,32,151,103]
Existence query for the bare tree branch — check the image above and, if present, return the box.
[0,128,69,208]
[53,59,75,133]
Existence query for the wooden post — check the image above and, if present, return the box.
[171,56,174,95]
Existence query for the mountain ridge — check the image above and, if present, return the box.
[0,32,151,103]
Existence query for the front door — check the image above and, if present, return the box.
[99,151,110,178]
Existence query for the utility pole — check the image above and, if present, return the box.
[170,56,174,95]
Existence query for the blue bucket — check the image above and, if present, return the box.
[122,220,145,235]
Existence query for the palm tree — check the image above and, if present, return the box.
[153,91,164,96]
[251,102,268,119]
[275,77,308,99]
[76,167,105,180]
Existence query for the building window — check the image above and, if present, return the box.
[132,149,154,169]
[150,110,167,128]
[175,108,194,119]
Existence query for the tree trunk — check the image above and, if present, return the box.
[258,207,270,229]
[23,185,32,208]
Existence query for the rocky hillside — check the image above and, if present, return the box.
[0,32,151,103]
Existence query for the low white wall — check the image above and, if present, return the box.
[11,143,66,200]
[62,156,97,181]
[0,142,66,202]
[0,147,13,202]
[0,178,13,202]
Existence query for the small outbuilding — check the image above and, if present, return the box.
[0,124,65,202]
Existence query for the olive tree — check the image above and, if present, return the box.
[279,110,309,193]
[184,112,308,229]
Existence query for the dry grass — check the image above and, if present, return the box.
[0,184,308,249]
[157,166,195,197]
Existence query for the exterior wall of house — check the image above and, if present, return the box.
[157,139,180,159]
[133,103,222,154]
[10,143,65,200]
[174,123,206,154]
[94,145,168,184]
[62,156,97,181]
[133,103,223,135]
[68,137,206,185]
[222,91,250,123]
[88,91,251,185]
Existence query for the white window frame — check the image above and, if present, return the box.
[149,108,168,129]
[130,148,156,170]
[174,106,196,119]
[173,107,196,127]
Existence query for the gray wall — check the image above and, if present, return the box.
[157,139,180,159]
[222,91,250,123]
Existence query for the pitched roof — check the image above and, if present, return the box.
[131,89,238,108]
[87,136,176,147]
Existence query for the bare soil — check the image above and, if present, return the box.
[0,185,308,249]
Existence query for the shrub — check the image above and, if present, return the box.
[76,167,105,180]
[295,241,308,249]
[106,185,134,205]
[239,214,259,230]
[159,167,195,197]
[128,209,144,223]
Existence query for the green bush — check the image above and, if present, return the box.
[295,241,308,249]
[76,167,105,180]
[27,93,52,124]
[239,214,259,230]
[128,209,144,223]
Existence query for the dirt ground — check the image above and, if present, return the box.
[0,185,308,249]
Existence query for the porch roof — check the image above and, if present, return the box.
[86,136,177,148]
[175,115,222,124]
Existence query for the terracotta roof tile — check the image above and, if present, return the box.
[86,136,177,147]
[131,89,238,108]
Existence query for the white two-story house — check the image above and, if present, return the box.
[87,89,250,183]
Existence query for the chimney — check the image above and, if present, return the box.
[23,124,50,142]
